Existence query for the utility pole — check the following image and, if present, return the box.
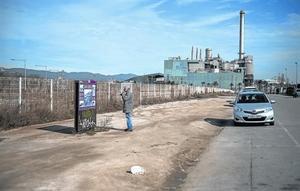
[296,62,298,87]
[11,59,26,90]
[285,67,288,86]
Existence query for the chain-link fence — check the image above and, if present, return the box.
[0,77,232,129]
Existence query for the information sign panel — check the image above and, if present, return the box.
[75,80,97,132]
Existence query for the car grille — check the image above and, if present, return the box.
[243,117,266,121]
[244,110,264,115]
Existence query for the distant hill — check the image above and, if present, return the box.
[0,67,137,81]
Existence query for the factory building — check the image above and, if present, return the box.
[164,10,254,89]
[164,51,244,89]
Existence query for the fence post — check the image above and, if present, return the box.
[108,82,111,103]
[19,77,22,112]
[147,83,150,98]
[154,84,156,98]
[159,84,161,98]
[140,83,142,105]
[50,79,53,112]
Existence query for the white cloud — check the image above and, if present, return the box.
[176,0,209,5]
[185,11,239,27]
[220,0,253,3]
[216,4,231,10]
[146,0,168,9]
[176,0,252,5]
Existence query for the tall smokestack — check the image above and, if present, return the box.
[239,10,245,60]
[205,48,212,61]
[191,46,194,60]
[199,49,202,60]
[196,48,198,60]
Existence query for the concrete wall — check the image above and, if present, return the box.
[0,77,233,116]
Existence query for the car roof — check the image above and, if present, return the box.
[242,89,259,92]
[238,91,265,95]
[238,89,259,94]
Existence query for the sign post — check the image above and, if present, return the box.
[75,80,97,132]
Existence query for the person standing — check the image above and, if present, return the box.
[121,86,133,131]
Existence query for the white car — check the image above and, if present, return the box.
[296,89,300,97]
[233,92,276,126]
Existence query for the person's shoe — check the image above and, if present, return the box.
[124,128,133,132]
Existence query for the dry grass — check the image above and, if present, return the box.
[0,105,70,130]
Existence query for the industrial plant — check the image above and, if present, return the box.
[164,10,254,89]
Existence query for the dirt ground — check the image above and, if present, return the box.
[0,96,233,191]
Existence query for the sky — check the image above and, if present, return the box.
[0,0,299,81]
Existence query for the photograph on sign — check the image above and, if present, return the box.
[84,89,94,107]
[79,83,96,109]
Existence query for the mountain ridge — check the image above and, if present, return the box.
[0,67,137,81]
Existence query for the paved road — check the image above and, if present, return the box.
[180,95,300,191]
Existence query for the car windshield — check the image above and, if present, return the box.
[242,88,257,92]
[237,93,269,103]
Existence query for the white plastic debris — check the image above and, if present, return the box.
[130,166,145,175]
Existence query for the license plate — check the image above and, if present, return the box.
[248,115,261,119]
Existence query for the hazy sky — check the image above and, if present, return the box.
[0,0,299,80]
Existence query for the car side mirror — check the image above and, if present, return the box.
[271,100,276,104]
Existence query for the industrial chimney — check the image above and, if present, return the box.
[191,46,194,60]
[196,48,198,60]
[205,48,212,61]
[199,49,202,60]
[239,10,245,60]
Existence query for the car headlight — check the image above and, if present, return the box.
[265,107,273,112]
[234,107,243,112]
